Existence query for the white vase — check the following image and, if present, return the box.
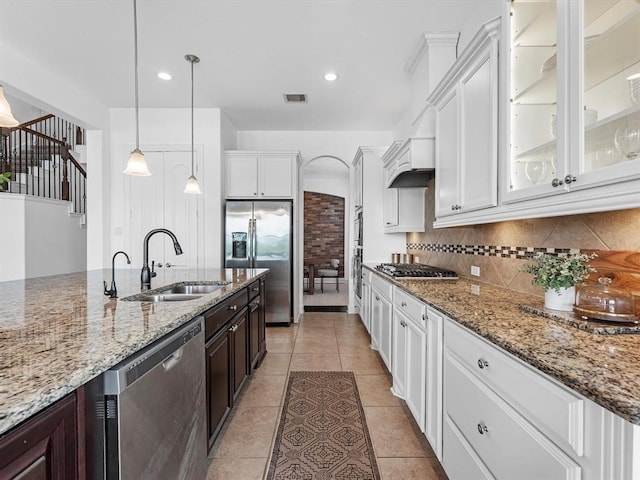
[544,286,575,312]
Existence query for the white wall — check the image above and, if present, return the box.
[109,107,224,269]
[237,130,393,163]
[0,40,110,272]
[392,0,503,139]
[0,195,86,281]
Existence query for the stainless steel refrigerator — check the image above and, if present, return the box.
[224,200,293,325]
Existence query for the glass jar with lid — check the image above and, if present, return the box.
[574,277,638,322]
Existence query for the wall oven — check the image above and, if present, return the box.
[353,211,363,299]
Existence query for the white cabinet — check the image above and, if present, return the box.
[361,270,371,334]
[225,151,300,198]
[392,287,427,432]
[382,187,426,233]
[425,306,444,460]
[505,0,640,204]
[430,18,500,221]
[380,141,426,233]
[441,316,640,480]
[352,148,406,264]
[370,273,393,372]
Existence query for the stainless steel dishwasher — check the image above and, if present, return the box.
[104,317,208,480]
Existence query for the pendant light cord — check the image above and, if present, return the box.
[133,0,140,150]
[191,57,194,175]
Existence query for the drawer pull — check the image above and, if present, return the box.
[229,324,238,332]
[477,422,488,435]
[401,301,407,307]
[477,358,489,369]
[228,304,238,311]
[252,287,259,292]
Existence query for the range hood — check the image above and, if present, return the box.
[382,137,435,188]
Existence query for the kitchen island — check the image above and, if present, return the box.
[0,267,268,438]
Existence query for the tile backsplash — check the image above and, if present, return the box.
[406,180,640,297]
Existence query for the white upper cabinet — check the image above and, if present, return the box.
[430,18,500,221]
[504,0,640,202]
[381,141,426,232]
[225,151,300,198]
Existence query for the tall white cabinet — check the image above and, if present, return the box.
[352,147,407,264]
[430,18,500,221]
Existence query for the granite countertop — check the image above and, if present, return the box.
[364,265,640,426]
[0,267,268,436]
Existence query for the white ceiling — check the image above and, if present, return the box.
[0,0,490,131]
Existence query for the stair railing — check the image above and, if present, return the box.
[0,115,86,215]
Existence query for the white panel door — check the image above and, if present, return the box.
[405,317,427,431]
[226,155,258,197]
[460,55,498,212]
[259,156,294,197]
[127,149,203,273]
[392,310,408,398]
[435,91,460,218]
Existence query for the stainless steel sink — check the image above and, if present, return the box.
[121,282,228,302]
[158,284,223,295]
[134,293,205,302]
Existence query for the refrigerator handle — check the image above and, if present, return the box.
[251,218,257,268]
[248,219,254,264]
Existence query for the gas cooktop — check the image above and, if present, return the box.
[375,263,458,279]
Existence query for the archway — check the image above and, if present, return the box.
[300,155,351,312]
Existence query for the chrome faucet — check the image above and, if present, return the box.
[141,228,183,290]
[104,250,131,298]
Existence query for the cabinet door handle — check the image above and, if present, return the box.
[252,287,259,292]
[375,296,380,301]
[261,192,265,195]
[229,324,238,332]
[228,304,238,311]
[401,301,407,307]
[551,178,564,187]
[477,358,489,369]
[254,192,257,195]
[422,313,428,321]
[564,174,577,184]
[477,421,488,435]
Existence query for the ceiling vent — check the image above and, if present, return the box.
[283,93,307,103]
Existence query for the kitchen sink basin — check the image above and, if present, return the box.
[158,284,223,295]
[134,293,205,302]
[121,282,229,302]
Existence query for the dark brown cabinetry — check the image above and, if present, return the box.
[248,278,267,370]
[205,327,232,449]
[0,394,78,480]
[204,277,267,451]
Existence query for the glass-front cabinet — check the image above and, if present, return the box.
[505,0,640,203]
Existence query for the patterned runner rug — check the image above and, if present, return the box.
[267,371,380,480]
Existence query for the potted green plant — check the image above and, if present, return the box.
[521,252,596,311]
[0,172,10,191]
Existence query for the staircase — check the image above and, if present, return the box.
[0,114,87,221]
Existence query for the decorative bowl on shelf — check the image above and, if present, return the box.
[524,159,547,184]
[594,144,622,167]
[628,73,640,105]
[614,122,640,159]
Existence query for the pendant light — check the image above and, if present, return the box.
[0,86,19,128]
[123,0,151,176]
[184,54,202,194]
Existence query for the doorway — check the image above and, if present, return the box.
[301,156,350,312]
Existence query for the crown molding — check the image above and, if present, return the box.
[404,32,460,75]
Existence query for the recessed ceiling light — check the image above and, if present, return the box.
[158,72,172,81]
[324,72,338,82]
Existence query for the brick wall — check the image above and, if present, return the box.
[304,191,344,277]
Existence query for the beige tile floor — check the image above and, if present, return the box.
[207,312,448,480]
